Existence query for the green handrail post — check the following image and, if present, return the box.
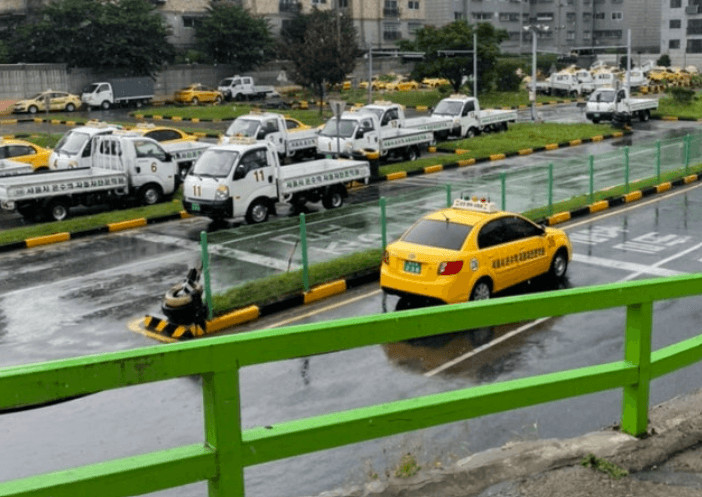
[621,301,653,437]
[446,184,452,207]
[685,133,691,175]
[200,231,213,320]
[589,155,594,204]
[547,163,553,216]
[203,369,245,496]
[656,140,661,184]
[380,196,387,250]
[500,172,506,211]
[624,146,630,194]
[299,213,309,292]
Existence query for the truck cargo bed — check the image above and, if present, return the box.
[278,159,369,194]
[0,167,127,202]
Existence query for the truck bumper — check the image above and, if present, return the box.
[183,198,232,219]
[586,112,612,121]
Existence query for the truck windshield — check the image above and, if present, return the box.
[225,119,260,138]
[401,219,472,251]
[191,149,240,178]
[82,83,99,94]
[589,91,615,103]
[54,131,91,155]
[433,100,463,116]
[360,108,383,121]
[219,78,233,86]
[319,119,357,138]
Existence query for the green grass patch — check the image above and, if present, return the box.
[0,199,184,246]
[379,122,617,176]
[580,453,629,479]
[394,454,421,478]
[211,248,382,315]
[654,91,702,119]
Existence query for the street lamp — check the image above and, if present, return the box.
[524,24,549,122]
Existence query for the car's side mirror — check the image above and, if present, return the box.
[233,165,247,180]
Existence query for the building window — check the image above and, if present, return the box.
[595,12,605,19]
[383,22,401,40]
[408,22,422,34]
[339,0,348,6]
[508,31,521,40]
[670,39,681,49]
[688,18,702,34]
[408,0,419,9]
[536,12,554,21]
[312,0,327,4]
[670,19,681,29]
[583,12,592,21]
[583,30,591,39]
[567,30,575,40]
[611,12,622,21]
[566,12,576,21]
[670,0,681,7]
[454,12,464,20]
[688,39,702,53]
[472,12,493,20]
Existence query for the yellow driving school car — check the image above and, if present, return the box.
[380,198,572,304]
[173,84,223,105]
[13,90,82,114]
[0,137,52,170]
[125,123,199,144]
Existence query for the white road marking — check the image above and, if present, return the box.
[619,241,702,282]
[571,253,682,277]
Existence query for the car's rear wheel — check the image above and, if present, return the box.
[470,279,492,301]
[46,198,70,222]
[28,105,38,114]
[65,103,75,112]
[215,95,223,104]
[192,97,199,106]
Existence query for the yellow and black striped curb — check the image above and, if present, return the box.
[141,270,379,341]
[378,131,630,183]
[539,173,701,227]
[0,211,192,254]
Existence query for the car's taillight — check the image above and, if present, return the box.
[383,250,389,265]
[438,261,463,275]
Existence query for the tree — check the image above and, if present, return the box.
[195,3,274,71]
[657,54,672,67]
[5,0,173,76]
[398,21,508,93]
[279,9,360,111]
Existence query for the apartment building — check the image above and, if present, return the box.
[661,0,702,66]
[427,0,661,56]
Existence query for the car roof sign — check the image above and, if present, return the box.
[452,198,498,213]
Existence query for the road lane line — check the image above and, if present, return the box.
[571,254,682,277]
[424,318,551,377]
[619,241,702,282]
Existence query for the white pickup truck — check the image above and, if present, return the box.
[317,111,434,162]
[585,88,658,124]
[183,138,370,224]
[358,101,456,141]
[430,95,517,138]
[0,135,178,221]
[217,75,276,101]
[220,112,318,161]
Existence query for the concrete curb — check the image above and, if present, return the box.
[0,211,191,254]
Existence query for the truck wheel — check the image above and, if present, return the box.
[28,105,38,114]
[404,146,419,162]
[100,100,110,110]
[465,127,478,138]
[139,184,163,205]
[46,199,70,222]
[640,110,650,122]
[234,93,244,102]
[65,103,75,112]
[592,118,600,124]
[322,188,344,209]
[246,198,269,224]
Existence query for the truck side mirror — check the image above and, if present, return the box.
[355,129,365,139]
[164,152,173,163]
[257,130,267,140]
[233,164,247,180]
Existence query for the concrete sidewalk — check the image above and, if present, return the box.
[326,388,702,497]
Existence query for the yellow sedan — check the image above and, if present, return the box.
[13,90,82,114]
[174,84,224,105]
[381,198,572,304]
[0,138,52,170]
[126,124,199,144]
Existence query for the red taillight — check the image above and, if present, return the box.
[438,261,463,275]
[383,250,389,265]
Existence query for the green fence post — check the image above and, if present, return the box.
[624,146,630,194]
[589,155,594,204]
[203,369,245,497]
[621,301,653,437]
[300,213,309,292]
[446,184,452,207]
[548,163,554,216]
[656,140,661,184]
[500,172,506,211]
[380,196,387,251]
[200,231,213,320]
[685,133,691,176]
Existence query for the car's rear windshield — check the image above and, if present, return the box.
[401,219,472,251]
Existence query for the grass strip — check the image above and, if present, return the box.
[211,248,382,314]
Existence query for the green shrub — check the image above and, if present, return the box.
[437,84,454,97]
[668,86,695,103]
[657,54,671,67]
[495,60,525,92]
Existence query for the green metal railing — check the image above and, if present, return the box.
[3,274,702,496]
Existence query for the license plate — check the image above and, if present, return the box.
[191,203,200,212]
[404,261,422,274]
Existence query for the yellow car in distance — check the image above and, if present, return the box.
[126,123,199,144]
[381,198,572,304]
[0,137,52,170]
[173,84,224,105]
[13,90,82,114]
[422,77,451,88]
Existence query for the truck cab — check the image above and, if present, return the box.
[358,102,406,129]
[317,112,380,157]
[217,75,273,101]
[49,121,122,170]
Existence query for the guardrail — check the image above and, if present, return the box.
[3,274,702,496]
